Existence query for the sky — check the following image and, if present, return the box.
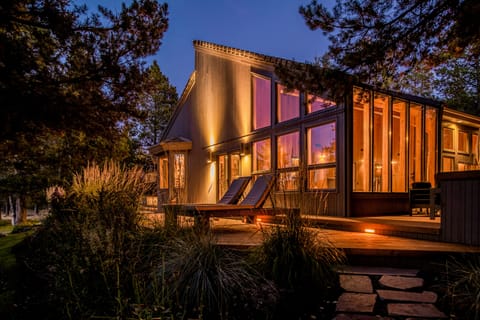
[81,0,330,92]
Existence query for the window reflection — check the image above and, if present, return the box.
[159,156,168,189]
[277,84,300,122]
[307,122,336,190]
[277,132,300,168]
[307,94,336,113]
[253,75,271,129]
[253,138,271,172]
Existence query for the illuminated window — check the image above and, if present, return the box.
[392,100,407,192]
[230,154,241,180]
[307,94,335,113]
[277,132,300,168]
[253,75,271,129]
[458,131,468,153]
[473,134,479,165]
[442,157,454,172]
[218,155,228,199]
[174,153,185,189]
[373,93,389,192]
[409,104,423,185]
[277,84,299,122]
[307,122,336,190]
[253,138,271,172]
[443,127,454,150]
[353,87,371,191]
[425,107,437,185]
[159,156,168,189]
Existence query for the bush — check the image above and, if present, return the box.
[442,254,480,320]
[252,210,345,318]
[161,230,278,319]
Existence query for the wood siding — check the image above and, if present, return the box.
[438,171,480,245]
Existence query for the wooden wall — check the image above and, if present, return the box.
[438,171,480,245]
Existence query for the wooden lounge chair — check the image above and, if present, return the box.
[217,176,251,204]
[164,174,286,228]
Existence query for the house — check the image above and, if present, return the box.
[149,40,480,218]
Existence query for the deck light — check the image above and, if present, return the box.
[364,228,375,233]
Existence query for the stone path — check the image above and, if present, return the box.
[334,266,447,319]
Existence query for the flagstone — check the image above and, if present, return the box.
[387,303,447,318]
[377,289,437,303]
[338,265,419,277]
[379,275,424,290]
[335,313,394,320]
[336,293,377,313]
[340,274,373,293]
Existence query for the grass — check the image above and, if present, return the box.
[0,231,31,270]
[0,219,13,234]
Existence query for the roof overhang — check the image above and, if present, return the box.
[442,107,480,129]
[149,137,193,156]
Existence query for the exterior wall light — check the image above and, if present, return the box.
[240,142,251,156]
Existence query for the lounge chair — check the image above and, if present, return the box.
[164,174,285,228]
[217,176,251,204]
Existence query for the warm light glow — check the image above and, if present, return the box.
[364,228,375,233]
[256,218,262,223]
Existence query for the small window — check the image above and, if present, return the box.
[443,127,454,151]
[277,84,299,122]
[307,94,336,113]
[174,153,185,189]
[442,157,454,172]
[458,131,469,153]
[252,138,271,172]
[277,131,300,169]
[159,157,168,189]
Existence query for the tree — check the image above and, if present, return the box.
[0,0,169,141]
[0,0,170,223]
[133,60,177,148]
[298,0,479,87]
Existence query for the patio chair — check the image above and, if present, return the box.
[164,174,287,228]
[217,176,251,204]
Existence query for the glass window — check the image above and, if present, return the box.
[473,133,479,165]
[392,100,407,192]
[442,157,454,172]
[307,94,336,113]
[230,154,241,180]
[277,131,300,168]
[443,127,454,150]
[218,155,228,199]
[409,104,423,185]
[253,138,271,172]
[174,153,185,189]
[353,87,371,191]
[458,131,469,153]
[159,156,168,189]
[307,123,336,165]
[278,171,300,191]
[277,84,299,122]
[308,168,336,190]
[425,107,437,185]
[307,122,336,190]
[253,75,271,129]
[373,93,389,192]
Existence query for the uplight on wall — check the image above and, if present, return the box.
[207,151,214,163]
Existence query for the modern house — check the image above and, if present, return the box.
[150,40,480,218]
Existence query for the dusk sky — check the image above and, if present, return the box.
[81,0,329,92]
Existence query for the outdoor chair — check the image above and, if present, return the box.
[217,176,251,204]
[409,181,440,219]
[163,174,295,229]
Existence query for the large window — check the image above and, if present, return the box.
[277,132,300,190]
[373,93,389,192]
[409,104,423,185]
[392,100,407,192]
[277,84,299,122]
[307,122,336,190]
[253,75,271,130]
[425,107,437,184]
[353,88,371,191]
[253,138,271,172]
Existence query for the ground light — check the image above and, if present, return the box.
[364,228,376,233]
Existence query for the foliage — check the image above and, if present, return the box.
[131,60,178,148]
[252,210,345,318]
[299,0,479,86]
[0,0,170,141]
[442,254,480,320]
[162,231,278,319]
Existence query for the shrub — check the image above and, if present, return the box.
[443,254,480,320]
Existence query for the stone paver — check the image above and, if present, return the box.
[338,265,419,277]
[377,289,437,303]
[340,274,373,293]
[379,275,424,290]
[336,293,377,313]
[387,303,447,318]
